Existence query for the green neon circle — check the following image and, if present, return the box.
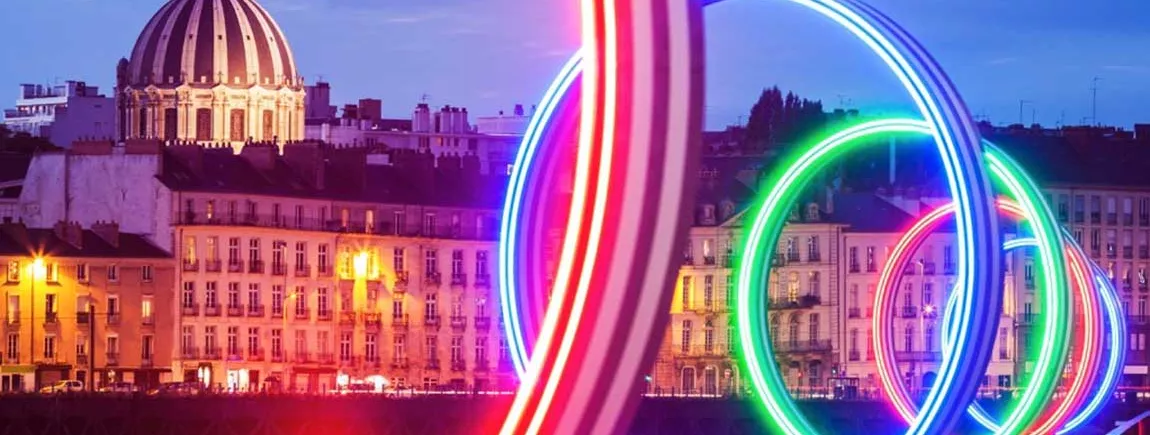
[735,119,1071,434]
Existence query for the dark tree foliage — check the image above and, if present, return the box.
[742,86,827,154]
[0,124,61,154]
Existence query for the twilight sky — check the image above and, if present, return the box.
[2,0,1148,130]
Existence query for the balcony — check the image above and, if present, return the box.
[895,351,942,362]
[807,253,820,263]
[248,349,265,361]
[682,345,722,357]
[774,340,832,353]
[366,358,382,369]
[294,352,313,364]
[923,262,936,275]
[771,254,786,267]
[294,264,311,277]
[768,295,821,310]
[944,263,956,275]
[317,353,335,365]
[450,315,467,330]
[6,315,17,326]
[271,263,287,276]
[317,309,333,321]
[786,252,800,263]
[1126,214,1135,226]
[394,271,410,290]
[339,311,356,327]
[317,264,333,277]
[271,308,284,319]
[1125,247,1135,259]
[475,359,490,372]
[295,309,311,321]
[43,312,58,325]
[499,359,515,372]
[1091,212,1101,224]
[182,260,199,272]
[1074,212,1084,223]
[106,352,120,367]
[849,264,860,273]
[426,359,440,370]
[227,260,244,273]
[848,350,860,362]
[703,256,716,266]
[475,316,491,330]
[77,311,90,324]
[424,315,441,328]
[3,353,17,364]
[1129,315,1149,326]
[181,347,200,359]
[390,357,410,369]
[451,273,467,287]
[847,308,861,319]
[363,312,382,329]
[247,305,265,317]
[451,360,466,372]
[475,274,491,288]
[249,260,265,274]
[900,306,918,318]
[204,260,222,273]
[866,264,877,273]
[722,255,734,268]
[902,264,915,276]
[227,305,244,317]
[76,354,89,366]
[1107,213,1118,226]
[391,314,409,329]
[204,305,221,317]
[683,256,694,266]
[106,313,122,325]
[142,315,155,326]
[424,272,442,286]
[271,353,286,363]
[204,347,222,360]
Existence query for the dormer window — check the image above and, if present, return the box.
[806,203,820,221]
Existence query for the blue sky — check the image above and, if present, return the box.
[2,0,1148,130]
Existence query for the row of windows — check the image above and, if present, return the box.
[180,282,493,318]
[180,326,509,365]
[1053,193,1150,227]
[182,238,492,277]
[5,261,153,284]
[4,294,147,322]
[3,333,153,362]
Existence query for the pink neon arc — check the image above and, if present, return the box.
[872,199,1103,433]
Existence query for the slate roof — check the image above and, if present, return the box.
[0,227,170,259]
[826,193,918,233]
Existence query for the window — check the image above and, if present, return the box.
[294,287,307,315]
[205,282,218,307]
[271,285,283,316]
[426,335,438,361]
[393,248,405,272]
[247,284,260,311]
[394,210,406,235]
[476,251,489,277]
[45,262,58,283]
[424,213,436,236]
[229,109,245,141]
[206,236,218,263]
[317,287,329,314]
[294,330,307,357]
[6,333,17,360]
[77,263,89,282]
[248,238,261,264]
[227,327,239,356]
[451,250,464,276]
[228,237,240,265]
[272,240,285,269]
[807,236,820,261]
[904,325,914,352]
[195,108,212,140]
[475,337,488,364]
[365,333,378,362]
[865,247,876,272]
[107,335,120,357]
[425,293,438,319]
[181,326,194,355]
[451,336,464,363]
[107,295,119,316]
[808,271,820,297]
[424,249,438,276]
[849,247,859,271]
[247,328,260,355]
[142,296,154,324]
[681,320,692,353]
[5,261,17,282]
[681,276,692,310]
[703,275,714,310]
[318,244,329,273]
[294,242,306,271]
[43,335,55,359]
[271,329,283,358]
[340,333,352,361]
[228,282,240,308]
[107,265,119,282]
[808,313,820,342]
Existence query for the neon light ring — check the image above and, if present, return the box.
[874,197,1117,434]
[495,1,1109,435]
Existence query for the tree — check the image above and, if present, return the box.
[0,124,62,154]
[741,87,827,154]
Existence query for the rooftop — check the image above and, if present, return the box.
[0,221,169,259]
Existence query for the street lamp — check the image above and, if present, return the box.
[28,258,46,366]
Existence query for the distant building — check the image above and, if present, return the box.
[2,81,114,148]
[305,82,337,122]
[474,104,534,136]
[0,220,174,392]
[306,103,520,175]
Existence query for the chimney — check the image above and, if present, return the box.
[239,143,277,171]
[283,141,325,190]
[53,221,83,249]
[91,221,120,248]
[0,220,27,242]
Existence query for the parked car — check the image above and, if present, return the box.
[148,381,202,396]
[98,382,136,393]
[40,380,84,394]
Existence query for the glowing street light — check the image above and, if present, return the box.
[30,258,46,280]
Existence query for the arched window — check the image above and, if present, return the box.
[788,314,800,347]
[230,109,246,141]
[681,367,696,394]
[703,366,718,395]
[262,110,274,140]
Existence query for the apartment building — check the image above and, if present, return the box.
[0,220,174,391]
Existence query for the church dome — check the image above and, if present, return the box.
[126,0,299,89]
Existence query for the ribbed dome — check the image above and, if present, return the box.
[127,0,299,89]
